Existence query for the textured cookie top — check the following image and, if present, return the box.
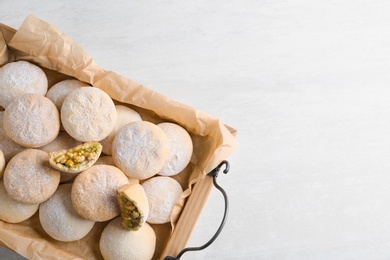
[71,165,129,222]
[3,149,60,204]
[112,121,169,180]
[46,79,89,111]
[3,94,60,148]
[61,87,117,142]
[0,61,48,108]
[158,122,193,176]
[141,176,183,224]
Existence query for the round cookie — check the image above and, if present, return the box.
[101,105,142,155]
[46,79,89,111]
[3,94,60,148]
[71,165,128,222]
[112,121,169,180]
[0,112,26,162]
[157,122,193,176]
[39,184,95,242]
[0,151,4,179]
[142,176,183,224]
[99,217,156,260]
[0,181,39,223]
[3,149,60,204]
[61,87,117,142]
[0,61,48,108]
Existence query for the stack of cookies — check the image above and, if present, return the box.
[0,60,194,260]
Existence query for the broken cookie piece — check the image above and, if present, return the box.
[116,183,149,231]
[49,142,102,174]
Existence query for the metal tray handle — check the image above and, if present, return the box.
[164,160,230,260]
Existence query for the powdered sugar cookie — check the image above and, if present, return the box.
[157,122,193,176]
[101,105,142,155]
[0,181,39,223]
[112,121,169,180]
[0,61,48,108]
[3,94,60,148]
[0,112,25,162]
[71,165,128,222]
[46,79,89,111]
[61,87,117,142]
[99,218,156,260]
[39,184,95,242]
[3,149,60,204]
[142,176,183,224]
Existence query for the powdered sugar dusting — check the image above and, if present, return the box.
[0,181,39,223]
[71,165,128,222]
[3,149,60,204]
[112,121,169,180]
[99,218,156,260]
[3,94,60,148]
[0,61,48,108]
[46,79,89,110]
[101,105,142,155]
[39,184,95,242]
[61,87,117,142]
[142,176,183,224]
[158,122,193,176]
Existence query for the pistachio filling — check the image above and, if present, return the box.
[120,195,142,230]
[54,145,99,169]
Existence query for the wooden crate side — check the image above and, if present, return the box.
[161,175,214,259]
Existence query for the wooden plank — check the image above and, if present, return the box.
[161,175,214,259]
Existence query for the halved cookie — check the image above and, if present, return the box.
[116,183,149,231]
[49,141,102,174]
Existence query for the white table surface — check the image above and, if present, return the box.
[2,0,390,259]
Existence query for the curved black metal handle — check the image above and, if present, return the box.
[164,160,230,260]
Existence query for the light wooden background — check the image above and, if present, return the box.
[2,1,390,259]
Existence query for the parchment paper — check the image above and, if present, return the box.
[0,15,238,260]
